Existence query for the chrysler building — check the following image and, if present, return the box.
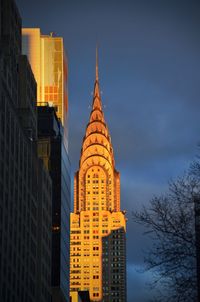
[70,51,126,302]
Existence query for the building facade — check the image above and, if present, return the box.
[37,106,71,302]
[22,28,71,302]
[70,55,126,302]
[22,28,68,149]
[0,1,52,301]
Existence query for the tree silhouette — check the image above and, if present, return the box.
[133,170,199,301]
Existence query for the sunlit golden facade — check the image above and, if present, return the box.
[70,55,126,302]
[22,28,68,148]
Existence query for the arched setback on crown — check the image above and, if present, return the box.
[80,146,113,168]
[82,132,113,155]
[90,109,105,123]
[82,141,112,159]
[85,120,110,138]
[81,119,115,168]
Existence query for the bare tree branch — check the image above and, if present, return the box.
[133,171,198,302]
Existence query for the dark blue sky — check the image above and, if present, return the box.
[16,0,200,300]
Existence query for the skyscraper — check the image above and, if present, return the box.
[22,28,71,302]
[22,28,68,149]
[70,53,126,302]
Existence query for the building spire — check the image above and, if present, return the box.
[93,46,101,109]
[96,46,99,82]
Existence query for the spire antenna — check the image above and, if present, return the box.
[96,46,99,81]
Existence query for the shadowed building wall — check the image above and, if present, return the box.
[37,106,71,302]
[102,228,126,301]
[0,1,52,301]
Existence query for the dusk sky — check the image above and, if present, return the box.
[16,0,200,300]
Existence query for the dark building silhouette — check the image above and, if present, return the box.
[0,0,52,301]
[37,105,71,302]
[102,228,127,302]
